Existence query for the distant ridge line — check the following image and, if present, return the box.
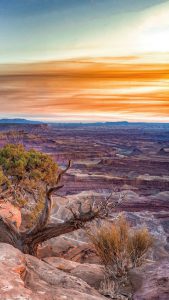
[0,119,169,126]
[0,118,44,124]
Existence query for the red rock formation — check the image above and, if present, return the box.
[0,243,106,300]
[0,200,21,228]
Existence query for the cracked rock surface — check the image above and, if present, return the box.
[0,243,106,300]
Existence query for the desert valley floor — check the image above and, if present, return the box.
[0,122,169,257]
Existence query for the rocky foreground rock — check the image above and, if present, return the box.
[129,259,169,300]
[0,243,106,300]
[0,242,169,299]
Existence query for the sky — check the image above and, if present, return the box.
[0,0,169,122]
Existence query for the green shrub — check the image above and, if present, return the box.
[0,144,58,226]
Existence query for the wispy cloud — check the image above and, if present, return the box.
[0,56,169,122]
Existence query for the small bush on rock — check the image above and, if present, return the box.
[89,216,153,299]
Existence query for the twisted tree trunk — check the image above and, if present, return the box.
[0,161,101,256]
[0,194,98,255]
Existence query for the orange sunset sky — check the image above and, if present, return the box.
[0,1,169,122]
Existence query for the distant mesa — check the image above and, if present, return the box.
[0,118,44,124]
[103,121,129,126]
[1,120,169,127]
[158,148,169,156]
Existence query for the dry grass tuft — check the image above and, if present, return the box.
[88,216,153,299]
[128,227,153,267]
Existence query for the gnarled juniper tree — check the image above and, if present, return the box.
[0,144,120,256]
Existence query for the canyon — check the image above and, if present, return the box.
[0,122,169,299]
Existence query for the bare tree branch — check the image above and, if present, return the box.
[0,159,125,256]
[26,160,71,236]
[56,160,71,185]
[22,203,100,255]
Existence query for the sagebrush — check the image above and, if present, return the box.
[89,216,153,298]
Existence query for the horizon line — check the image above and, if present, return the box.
[0,118,169,125]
